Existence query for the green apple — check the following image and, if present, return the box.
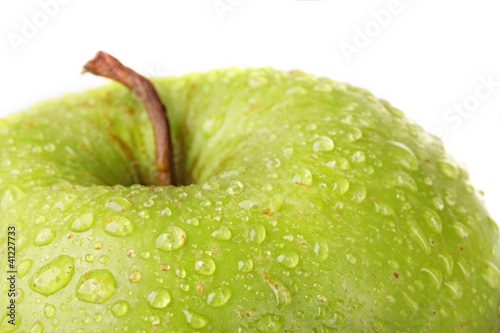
[1,52,499,332]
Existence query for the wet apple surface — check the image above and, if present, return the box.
[1,66,499,331]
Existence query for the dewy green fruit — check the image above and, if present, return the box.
[1,62,499,332]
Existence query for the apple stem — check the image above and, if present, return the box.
[82,51,175,186]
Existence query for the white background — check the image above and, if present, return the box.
[0,0,499,223]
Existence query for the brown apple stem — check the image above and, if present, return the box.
[82,51,175,186]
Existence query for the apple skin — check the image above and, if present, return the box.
[1,68,499,332]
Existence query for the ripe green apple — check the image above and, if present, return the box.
[1,56,499,332]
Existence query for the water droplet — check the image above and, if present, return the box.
[161,208,172,216]
[88,312,101,324]
[104,216,134,237]
[34,228,56,246]
[18,259,33,278]
[98,255,109,264]
[250,225,266,244]
[457,259,470,280]
[128,269,142,283]
[347,127,363,141]
[402,291,419,310]
[195,257,216,276]
[44,304,55,318]
[388,141,419,171]
[437,160,458,179]
[263,271,293,308]
[421,268,442,289]
[104,197,131,212]
[277,251,300,268]
[70,213,94,232]
[331,176,349,197]
[34,216,46,225]
[226,181,244,195]
[313,136,334,152]
[351,151,365,163]
[16,235,28,251]
[140,251,151,259]
[432,197,444,210]
[351,184,367,203]
[31,321,43,333]
[211,226,232,240]
[44,143,56,152]
[176,266,187,278]
[423,208,442,234]
[207,287,232,307]
[314,236,329,261]
[156,226,186,252]
[138,210,150,219]
[452,222,469,239]
[282,143,294,158]
[481,261,500,289]
[183,310,209,329]
[444,187,456,206]
[407,219,431,255]
[439,253,454,276]
[238,258,254,272]
[76,269,117,304]
[291,168,313,188]
[111,300,129,317]
[254,313,284,332]
[382,171,417,192]
[374,200,394,216]
[266,158,281,168]
[186,217,200,226]
[326,157,351,170]
[29,255,75,296]
[444,280,463,299]
[93,241,103,250]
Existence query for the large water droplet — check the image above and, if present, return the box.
[437,160,458,179]
[128,269,142,283]
[1,312,21,331]
[104,197,131,212]
[34,228,56,246]
[423,208,442,234]
[407,219,431,255]
[263,271,293,308]
[207,287,232,307]
[388,141,419,171]
[254,313,284,332]
[238,258,254,273]
[444,280,463,299]
[250,225,266,244]
[176,266,187,278]
[420,268,443,289]
[382,171,417,192]
[282,143,294,158]
[351,184,367,203]
[18,259,33,278]
[183,310,209,329]
[314,236,329,261]
[104,216,134,237]
[452,222,469,239]
[111,300,129,317]
[29,255,75,296]
[277,251,300,268]
[291,168,313,188]
[313,136,334,152]
[31,321,43,333]
[76,269,117,304]
[70,213,94,232]
[195,257,216,276]
[147,288,171,309]
[153,226,187,252]
[481,261,500,289]
[211,226,232,241]
[331,176,349,197]
[44,304,55,318]
[226,181,244,195]
[439,253,454,276]
[347,127,363,141]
